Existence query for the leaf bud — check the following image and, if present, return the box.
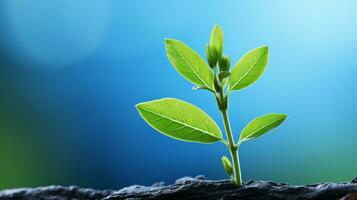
[221,156,233,176]
[206,44,218,68]
[219,55,230,72]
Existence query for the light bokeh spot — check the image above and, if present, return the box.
[6,0,111,67]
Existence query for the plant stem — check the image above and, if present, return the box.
[214,73,242,185]
[221,109,242,186]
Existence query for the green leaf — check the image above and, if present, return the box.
[165,39,214,90]
[136,98,222,143]
[229,46,269,91]
[221,156,233,176]
[238,113,287,144]
[210,25,224,55]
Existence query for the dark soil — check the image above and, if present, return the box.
[1,175,357,200]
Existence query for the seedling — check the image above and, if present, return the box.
[136,25,287,186]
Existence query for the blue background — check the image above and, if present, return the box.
[1,0,357,189]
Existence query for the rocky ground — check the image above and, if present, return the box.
[1,176,357,200]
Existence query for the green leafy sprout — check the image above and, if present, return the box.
[136,25,287,186]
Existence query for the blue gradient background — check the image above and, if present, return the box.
[1,0,357,189]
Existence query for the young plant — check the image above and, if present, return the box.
[136,25,287,186]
